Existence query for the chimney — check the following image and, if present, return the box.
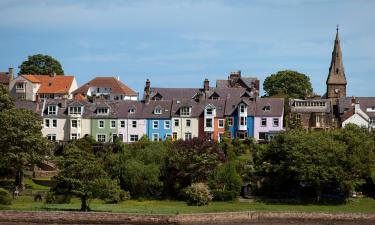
[144,79,151,103]
[8,67,14,81]
[50,71,56,77]
[351,96,356,106]
[203,78,209,92]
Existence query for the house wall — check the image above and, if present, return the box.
[91,118,118,142]
[9,76,37,101]
[42,118,68,141]
[253,116,283,140]
[126,119,147,142]
[171,117,199,140]
[68,78,78,99]
[146,119,172,141]
[342,114,369,128]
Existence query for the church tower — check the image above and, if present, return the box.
[326,25,347,102]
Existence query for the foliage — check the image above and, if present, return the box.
[0,107,51,188]
[0,188,12,205]
[18,54,64,75]
[0,84,14,112]
[52,143,122,211]
[163,138,225,198]
[209,162,242,201]
[254,126,374,200]
[184,183,212,206]
[263,70,313,99]
[45,191,71,204]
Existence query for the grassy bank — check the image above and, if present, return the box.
[1,196,375,214]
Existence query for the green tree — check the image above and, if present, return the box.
[52,143,122,211]
[0,84,14,112]
[19,54,64,75]
[0,108,50,188]
[263,70,313,99]
[209,162,242,201]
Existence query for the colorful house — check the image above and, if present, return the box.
[254,98,284,141]
[117,101,147,142]
[143,100,173,141]
[225,98,255,140]
[171,99,200,140]
[198,99,226,142]
[90,101,120,143]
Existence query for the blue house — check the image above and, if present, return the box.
[143,100,173,141]
[225,99,255,139]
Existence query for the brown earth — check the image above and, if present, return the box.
[0,211,375,225]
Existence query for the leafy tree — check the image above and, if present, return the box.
[209,162,242,201]
[0,84,14,112]
[263,70,313,99]
[0,108,50,188]
[184,182,212,206]
[19,54,64,75]
[52,143,122,211]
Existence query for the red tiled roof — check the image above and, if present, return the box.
[0,72,10,85]
[21,75,75,94]
[73,77,137,96]
[74,93,86,101]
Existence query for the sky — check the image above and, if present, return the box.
[0,0,374,97]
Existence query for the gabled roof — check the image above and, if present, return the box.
[338,97,375,118]
[149,88,199,100]
[0,72,11,85]
[21,75,75,94]
[142,100,172,119]
[73,77,137,96]
[255,98,284,117]
[117,101,145,119]
[224,98,255,116]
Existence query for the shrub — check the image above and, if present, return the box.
[184,183,212,206]
[104,189,131,203]
[212,190,237,201]
[45,191,71,204]
[0,188,12,205]
[32,178,53,187]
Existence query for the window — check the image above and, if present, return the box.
[52,119,57,128]
[263,105,271,111]
[273,118,279,127]
[120,120,126,128]
[70,133,80,140]
[112,134,118,142]
[218,119,224,128]
[180,107,191,116]
[47,134,56,141]
[69,106,82,115]
[316,115,320,126]
[240,116,247,126]
[152,133,159,141]
[110,120,116,128]
[71,119,80,128]
[97,107,109,115]
[370,118,375,124]
[166,134,172,139]
[186,119,191,127]
[132,120,137,128]
[44,119,50,128]
[206,118,213,128]
[129,107,136,114]
[98,120,105,128]
[174,119,179,127]
[48,105,57,115]
[130,135,139,142]
[164,120,171,129]
[261,118,267,127]
[16,82,24,89]
[259,132,267,140]
[185,132,192,140]
[296,114,301,120]
[206,108,213,115]
[240,104,246,113]
[172,132,178,140]
[97,134,106,143]
[153,120,159,129]
[237,132,247,140]
[118,134,124,142]
[227,118,233,126]
[154,108,162,114]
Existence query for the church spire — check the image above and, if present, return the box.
[326,25,347,100]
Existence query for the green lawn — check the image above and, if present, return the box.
[1,196,375,214]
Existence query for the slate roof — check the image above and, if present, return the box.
[117,101,145,119]
[338,97,375,118]
[14,100,39,113]
[21,75,75,94]
[73,77,137,96]
[142,100,172,119]
[224,98,256,116]
[201,99,227,118]
[0,72,10,85]
[216,77,258,89]
[255,98,284,117]
[171,99,203,117]
[289,99,332,113]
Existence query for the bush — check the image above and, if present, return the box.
[184,183,212,206]
[32,178,53,187]
[0,180,14,190]
[0,188,12,205]
[45,191,71,204]
[212,190,237,201]
[104,189,131,203]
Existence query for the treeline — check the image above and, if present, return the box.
[48,124,375,211]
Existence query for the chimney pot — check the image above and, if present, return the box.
[203,78,209,92]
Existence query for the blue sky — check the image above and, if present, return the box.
[0,0,374,97]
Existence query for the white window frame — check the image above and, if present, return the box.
[132,120,137,128]
[48,105,57,115]
[130,134,139,142]
[112,133,118,142]
[47,134,56,141]
[152,133,159,141]
[98,120,105,129]
[218,119,224,128]
[71,119,80,128]
[206,118,213,128]
[273,118,279,127]
[240,116,247,126]
[70,133,80,140]
[261,118,267,127]
[206,108,213,115]
[97,134,106,143]
[110,120,116,129]
[164,120,171,129]
[154,108,162,114]
[180,107,191,116]
[52,119,57,128]
[185,132,192,140]
[69,106,82,115]
[44,119,50,128]
[174,119,179,127]
[16,82,25,89]
[186,119,191,127]
[97,107,109,115]
[227,117,233,126]
[240,104,246,113]
[153,120,159,129]
[120,120,126,128]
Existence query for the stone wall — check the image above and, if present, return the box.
[1,211,375,225]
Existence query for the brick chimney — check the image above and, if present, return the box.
[203,78,209,92]
[8,67,14,81]
[144,79,151,103]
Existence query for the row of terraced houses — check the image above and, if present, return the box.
[1,28,374,144]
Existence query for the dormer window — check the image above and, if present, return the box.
[129,107,136,114]
[240,104,246,113]
[48,105,57,115]
[97,107,109,115]
[206,108,213,115]
[180,107,191,116]
[16,82,25,89]
[154,108,162,115]
[69,106,83,115]
[263,105,271,111]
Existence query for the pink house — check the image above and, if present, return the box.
[254,98,284,141]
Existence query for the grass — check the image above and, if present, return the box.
[1,196,375,214]
[24,178,50,191]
